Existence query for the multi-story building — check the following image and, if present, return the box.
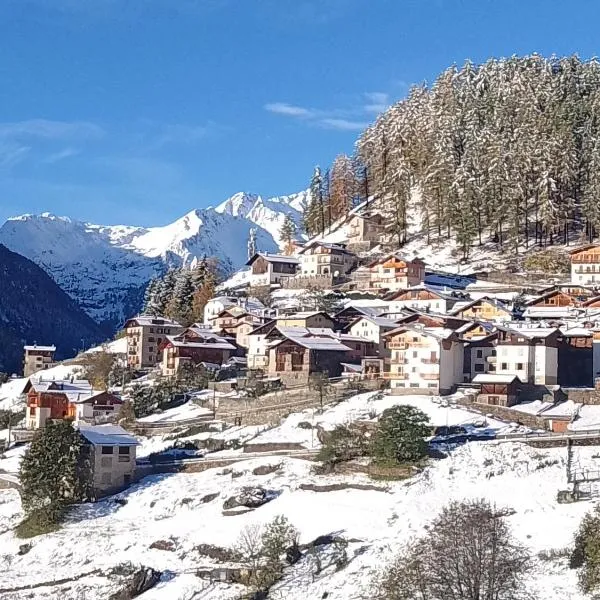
[23,344,56,377]
[451,297,512,323]
[297,242,356,277]
[246,252,299,286]
[78,424,138,497]
[358,254,426,292]
[346,211,386,251]
[386,286,459,315]
[161,326,237,376]
[495,326,560,385]
[124,316,183,370]
[203,296,239,324]
[25,378,123,429]
[570,244,600,285]
[346,315,401,357]
[383,324,464,395]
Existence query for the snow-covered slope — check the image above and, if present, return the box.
[0,191,307,329]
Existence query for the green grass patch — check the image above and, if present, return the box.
[15,510,61,539]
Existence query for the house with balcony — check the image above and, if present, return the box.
[276,311,335,329]
[288,242,357,288]
[570,244,600,285]
[23,344,56,377]
[472,374,520,407]
[346,315,402,358]
[386,286,460,315]
[355,254,425,292]
[346,211,386,251]
[461,331,498,381]
[383,324,464,395]
[124,316,183,370]
[267,329,352,384]
[160,325,238,376]
[25,378,123,429]
[451,297,512,323]
[246,252,299,287]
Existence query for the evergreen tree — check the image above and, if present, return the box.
[303,166,326,236]
[166,268,195,325]
[370,405,431,465]
[19,420,91,529]
[279,214,297,254]
[142,277,161,315]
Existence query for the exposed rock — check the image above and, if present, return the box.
[194,544,239,562]
[149,539,177,552]
[297,421,314,430]
[299,482,387,493]
[200,492,219,504]
[252,463,281,476]
[18,543,32,556]
[222,486,278,510]
[108,566,162,600]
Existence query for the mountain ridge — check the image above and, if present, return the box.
[0,190,308,330]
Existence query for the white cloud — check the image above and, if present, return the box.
[42,147,80,164]
[319,118,369,131]
[0,119,104,141]
[264,102,314,118]
[364,91,390,114]
[0,142,31,169]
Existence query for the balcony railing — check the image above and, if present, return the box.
[387,342,407,350]
[383,372,409,380]
[421,373,439,381]
[421,358,439,364]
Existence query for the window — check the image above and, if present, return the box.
[118,446,130,455]
[29,406,36,415]
[516,363,524,370]
[476,349,483,358]
[474,363,485,372]
[411,367,417,373]
[101,446,113,455]
[150,327,154,333]
[501,362,508,370]
[412,351,418,358]
[148,346,154,353]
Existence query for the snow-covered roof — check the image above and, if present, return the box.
[246,252,299,266]
[24,344,56,352]
[125,315,182,328]
[498,326,560,339]
[165,336,236,351]
[277,311,331,319]
[472,374,519,384]
[384,323,455,341]
[350,315,400,329]
[78,424,139,447]
[275,335,351,352]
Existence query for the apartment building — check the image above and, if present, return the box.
[570,244,600,285]
[276,311,335,329]
[346,315,401,357]
[23,344,56,377]
[297,242,357,277]
[495,326,560,385]
[383,324,464,395]
[124,316,183,369]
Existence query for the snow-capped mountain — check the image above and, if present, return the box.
[0,191,307,330]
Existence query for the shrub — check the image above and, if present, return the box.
[15,509,61,539]
[317,425,368,466]
[523,249,570,274]
[370,405,431,465]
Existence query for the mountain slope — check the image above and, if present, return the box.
[0,190,307,330]
[0,244,107,374]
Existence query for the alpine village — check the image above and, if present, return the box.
[9,53,600,600]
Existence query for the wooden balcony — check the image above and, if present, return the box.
[387,342,407,350]
[383,372,409,380]
[421,358,439,364]
[421,373,439,381]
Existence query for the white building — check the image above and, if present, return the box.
[246,253,299,286]
[386,286,460,316]
[383,324,464,395]
[347,315,401,357]
[570,244,600,285]
[495,326,560,385]
[203,296,239,325]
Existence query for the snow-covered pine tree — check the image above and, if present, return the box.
[165,268,195,325]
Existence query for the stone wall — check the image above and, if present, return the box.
[456,396,549,429]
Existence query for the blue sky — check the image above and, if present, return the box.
[0,0,598,226]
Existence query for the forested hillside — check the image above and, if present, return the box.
[0,244,106,374]
[305,55,600,260]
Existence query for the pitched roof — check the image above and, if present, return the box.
[383,323,456,341]
[273,335,351,352]
[78,424,139,447]
[24,344,56,352]
[451,296,512,315]
[277,311,331,320]
[124,315,182,328]
[246,252,299,266]
[348,315,401,329]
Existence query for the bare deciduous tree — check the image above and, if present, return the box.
[374,499,531,600]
